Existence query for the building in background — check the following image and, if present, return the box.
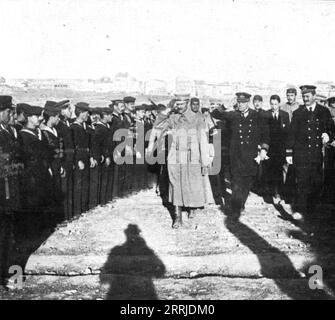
[110,72,143,94]
[144,79,168,96]
[175,77,194,95]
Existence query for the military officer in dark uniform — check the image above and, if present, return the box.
[55,100,75,219]
[286,85,335,220]
[327,97,335,124]
[70,102,92,216]
[323,97,335,204]
[91,107,113,205]
[212,92,270,218]
[263,95,290,203]
[202,101,228,203]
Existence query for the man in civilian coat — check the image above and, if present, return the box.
[263,95,290,203]
[286,85,335,220]
[212,92,270,218]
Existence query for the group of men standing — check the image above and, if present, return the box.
[0,95,156,238]
[150,85,335,228]
[1,84,335,235]
[211,85,335,221]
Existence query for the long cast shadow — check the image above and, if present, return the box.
[224,211,331,299]
[100,224,166,300]
[274,200,335,297]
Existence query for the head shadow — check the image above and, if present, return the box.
[100,223,166,300]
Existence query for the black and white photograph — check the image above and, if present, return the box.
[1,0,335,303]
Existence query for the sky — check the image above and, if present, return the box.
[0,0,335,83]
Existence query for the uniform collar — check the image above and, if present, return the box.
[240,108,249,118]
[73,120,86,129]
[0,123,10,133]
[96,121,109,128]
[42,125,58,137]
[1,124,18,138]
[306,102,317,112]
[21,127,42,140]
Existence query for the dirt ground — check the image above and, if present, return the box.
[1,185,335,300]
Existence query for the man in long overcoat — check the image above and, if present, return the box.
[151,95,214,228]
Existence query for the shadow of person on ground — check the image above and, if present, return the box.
[1,175,64,289]
[9,205,63,284]
[223,208,331,299]
[274,201,335,297]
[100,224,166,300]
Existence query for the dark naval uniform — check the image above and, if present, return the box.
[323,97,335,204]
[56,117,75,219]
[87,120,99,210]
[212,94,269,215]
[286,101,334,215]
[0,96,22,286]
[122,109,136,195]
[92,116,113,205]
[0,123,21,213]
[41,125,63,221]
[19,126,53,213]
[263,109,290,198]
[110,110,126,197]
[71,119,90,216]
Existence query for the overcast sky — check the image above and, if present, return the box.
[0,0,334,83]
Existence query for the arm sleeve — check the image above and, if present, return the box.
[324,108,335,142]
[286,112,298,157]
[258,112,270,151]
[197,120,212,167]
[211,107,229,121]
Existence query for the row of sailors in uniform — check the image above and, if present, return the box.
[0,95,156,221]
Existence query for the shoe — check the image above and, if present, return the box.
[273,195,281,205]
[188,209,196,219]
[172,206,183,229]
[292,212,304,221]
[279,200,294,214]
